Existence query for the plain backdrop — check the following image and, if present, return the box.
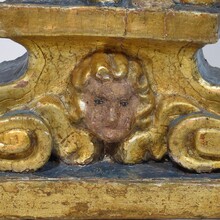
[0,38,219,67]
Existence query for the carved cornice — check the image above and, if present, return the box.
[0,1,219,43]
[0,0,220,218]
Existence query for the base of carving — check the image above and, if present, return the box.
[1,160,220,219]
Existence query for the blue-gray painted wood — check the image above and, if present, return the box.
[0,158,220,179]
[197,49,220,86]
[2,0,133,7]
[2,0,220,12]
[0,53,28,85]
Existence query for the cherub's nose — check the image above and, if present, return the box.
[109,105,118,124]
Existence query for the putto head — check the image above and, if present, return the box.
[70,52,154,143]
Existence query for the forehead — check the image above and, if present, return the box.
[83,78,134,99]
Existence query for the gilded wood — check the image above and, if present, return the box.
[0,1,220,218]
[169,114,220,172]
[1,179,220,219]
[175,0,219,4]
[0,32,219,172]
[0,115,52,172]
[0,5,219,43]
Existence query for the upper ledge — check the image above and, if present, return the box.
[0,1,219,43]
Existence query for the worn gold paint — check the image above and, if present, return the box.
[0,0,219,218]
[131,0,175,9]
[0,36,219,171]
[0,34,219,171]
[195,128,220,157]
[169,115,220,172]
[0,179,220,219]
[0,37,220,171]
[0,5,218,43]
[176,0,219,5]
[0,115,52,172]
[0,129,30,154]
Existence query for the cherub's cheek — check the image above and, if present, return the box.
[90,107,105,121]
[118,109,135,127]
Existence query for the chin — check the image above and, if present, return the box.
[99,133,128,143]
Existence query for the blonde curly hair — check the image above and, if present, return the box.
[66,52,154,131]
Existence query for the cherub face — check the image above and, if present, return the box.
[82,77,139,143]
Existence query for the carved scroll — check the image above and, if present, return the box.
[0,39,219,172]
[34,52,155,165]
[0,114,52,172]
[169,114,220,172]
[33,95,102,165]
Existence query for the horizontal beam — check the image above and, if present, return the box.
[0,5,219,43]
[1,179,220,219]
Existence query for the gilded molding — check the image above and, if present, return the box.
[0,0,219,218]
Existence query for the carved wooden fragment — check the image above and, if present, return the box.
[0,0,219,219]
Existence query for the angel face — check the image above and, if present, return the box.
[82,77,139,143]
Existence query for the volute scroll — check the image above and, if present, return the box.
[0,1,219,174]
[0,1,220,219]
[0,113,52,172]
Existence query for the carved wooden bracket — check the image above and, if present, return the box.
[0,0,220,219]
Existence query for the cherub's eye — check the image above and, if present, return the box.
[94,97,105,105]
[120,100,129,107]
